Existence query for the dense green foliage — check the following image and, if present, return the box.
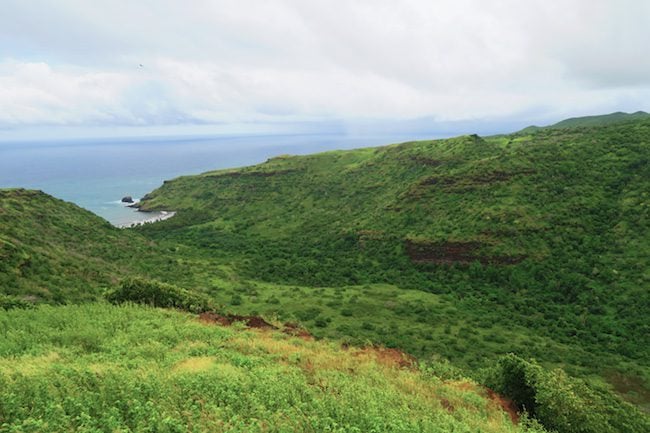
[0,304,544,433]
[0,189,185,303]
[136,119,650,400]
[0,294,33,311]
[0,189,124,302]
[0,189,221,303]
[1,116,649,430]
[485,354,649,433]
[105,278,215,313]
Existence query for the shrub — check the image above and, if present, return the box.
[485,354,649,433]
[104,278,214,313]
[340,308,354,317]
[230,294,243,305]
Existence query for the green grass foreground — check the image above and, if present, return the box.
[0,303,542,433]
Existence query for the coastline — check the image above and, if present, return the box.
[116,210,176,228]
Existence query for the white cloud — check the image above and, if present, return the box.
[1,0,649,131]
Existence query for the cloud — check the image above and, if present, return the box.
[1,0,649,132]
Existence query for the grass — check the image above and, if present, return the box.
[0,303,544,433]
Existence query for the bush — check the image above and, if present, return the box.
[104,278,214,313]
[340,308,354,317]
[484,354,649,433]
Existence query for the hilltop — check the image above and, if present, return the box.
[520,111,650,132]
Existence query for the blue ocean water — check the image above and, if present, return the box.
[0,133,422,226]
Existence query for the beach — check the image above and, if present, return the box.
[117,210,176,228]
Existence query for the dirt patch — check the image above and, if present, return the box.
[486,388,520,424]
[406,240,482,264]
[448,381,520,424]
[440,398,455,413]
[282,322,314,340]
[356,346,417,369]
[405,239,524,265]
[606,371,650,412]
[198,312,276,329]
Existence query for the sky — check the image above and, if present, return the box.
[1,0,650,140]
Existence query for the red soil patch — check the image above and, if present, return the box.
[198,312,276,329]
[448,381,520,424]
[440,398,454,413]
[405,239,524,265]
[282,322,314,340]
[356,346,417,369]
[486,388,520,424]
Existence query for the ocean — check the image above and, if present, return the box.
[0,133,423,226]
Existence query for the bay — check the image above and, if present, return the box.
[0,133,423,226]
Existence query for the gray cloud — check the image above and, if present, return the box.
[1,0,649,133]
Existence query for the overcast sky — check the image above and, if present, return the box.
[1,0,649,139]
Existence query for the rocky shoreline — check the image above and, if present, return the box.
[116,210,176,228]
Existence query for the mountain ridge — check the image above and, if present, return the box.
[520,110,650,133]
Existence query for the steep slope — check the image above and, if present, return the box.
[0,189,188,303]
[136,119,650,405]
[0,303,544,433]
[0,189,130,301]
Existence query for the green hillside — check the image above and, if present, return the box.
[135,118,650,380]
[0,303,545,433]
[0,189,208,304]
[1,116,649,431]
[0,189,135,302]
[521,111,650,132]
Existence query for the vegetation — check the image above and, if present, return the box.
[484,354,649,433]
[105,278,216,313]
[1,116,649,431]
[0,303,545,433]
[0,294,33,311]
[520,110,650,132]
[135,118,650,397]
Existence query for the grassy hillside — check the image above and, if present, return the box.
[521,111,650,132]
[0,303,543,433]
[135,119,650,408]
[0,189,135,302]
[0,189,211,303]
